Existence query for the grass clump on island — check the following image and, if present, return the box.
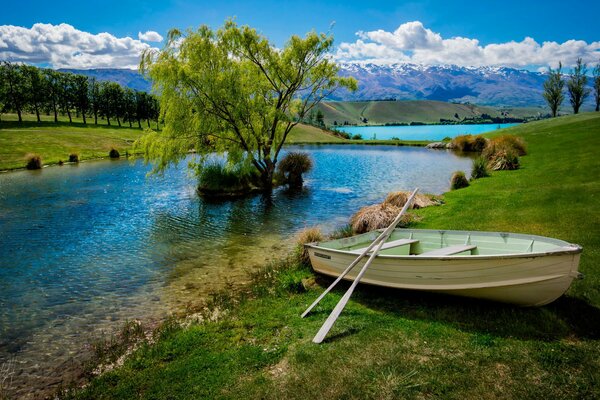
[65,113,600,400]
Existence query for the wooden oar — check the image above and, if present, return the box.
[308,188,419,343]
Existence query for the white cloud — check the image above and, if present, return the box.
[138,30,163,42]
[336,21,600,68]
[0,23,158,69]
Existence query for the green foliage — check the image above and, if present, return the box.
[137,20,357,187]
[470,156,490,179]
[594,61,600,112]
[109,148,120,158]
[351,133,363,140]
[543,63,565,117]
[567,58,590,114]
[25,153,42,170]
[450,171,469,190]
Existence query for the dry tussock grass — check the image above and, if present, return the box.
[350,203,414,234]
[384,191,440,209]
[295,227,323,264]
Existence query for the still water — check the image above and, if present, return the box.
[337,123,519,140]
[0,145,471,397]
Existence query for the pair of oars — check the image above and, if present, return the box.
[302,187,420,344]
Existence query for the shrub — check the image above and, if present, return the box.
[278,152,313,187]
[442,136,452,142]
[198,162,259,194]
[451,134,487,152]
[483,135,527,158]
[109,148,120,158]
[384,191,440,209]
[471,156,490,179]
[350,203,412,234]
[69,153,79,163]
[391,136,401,141]
[58,160,64,166]
[488,149,520,171]
[25,154,42,170]
[329,224,354,239]
[295,227,323,264]
[351,134,363,140]
[450,171,469,190]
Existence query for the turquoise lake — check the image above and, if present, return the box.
[0,145,472,397]
[336,123,519,140]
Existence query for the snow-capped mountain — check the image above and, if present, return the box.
[332,63,549,106]
[60,63,554,107]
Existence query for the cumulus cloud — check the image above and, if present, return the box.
[138,30,163,42]
[336,21,600,68]
[0,23,159,69]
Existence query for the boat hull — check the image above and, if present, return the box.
[307,245,581,306]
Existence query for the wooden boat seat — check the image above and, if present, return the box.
[350,239,418,254]
[418,244,477,256]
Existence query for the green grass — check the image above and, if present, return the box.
[319,100,545,126]
[68,113,600,399]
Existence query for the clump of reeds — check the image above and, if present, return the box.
[350,203,413,234]
[487,149,520,171]
[198,162,259,193]
[329,224,354,240]
[25,154,42,170]
[482,135,525,171]
[278,152,313,187]
[451,135,488,152]
[69,153,79,163]
[109,148,120,159]
[384,191,440,209]
[295,226,323,264]
[450,171,469,190]
[470,156,490,179]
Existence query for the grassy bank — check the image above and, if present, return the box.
[67,113,600,399]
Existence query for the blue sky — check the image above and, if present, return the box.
[1,0,599,69]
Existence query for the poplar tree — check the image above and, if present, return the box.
[593,61,600,112]
[543,62,565,117]
[567,58,589,114]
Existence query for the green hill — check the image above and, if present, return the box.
[318,100,546,126]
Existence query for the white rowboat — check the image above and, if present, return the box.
[305,228,583,306]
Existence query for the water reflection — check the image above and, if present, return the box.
[0,145,471,397]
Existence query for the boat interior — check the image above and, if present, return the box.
[315,228,574,257]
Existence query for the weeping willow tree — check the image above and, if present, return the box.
[137,20,357,190]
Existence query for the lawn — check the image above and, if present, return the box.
[68,112,600,399]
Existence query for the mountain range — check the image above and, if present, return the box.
[60,63,592,108]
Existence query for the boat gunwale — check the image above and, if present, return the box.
[305,228,582,261]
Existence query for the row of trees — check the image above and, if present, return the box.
[0,61,160,128]
[543,58,600,117]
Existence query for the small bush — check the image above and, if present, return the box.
[25,154,42,170]
[329,224,354,240]
[450,171,469,190]
[350,203,413,234]
[384,191,440,209]
[58,160,64,166]
[295,227,323,264]
[69,153,79,163]
[198,162,259,194]
[488,149,520,171]
[278,152,313,187]
[351,134,363,140]
[451,135,487,152]
[109,148,120,158]
[442,136,452,142]
[471,156,490,179]
[483,135,527,158]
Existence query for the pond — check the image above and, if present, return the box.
[0,144,472,397]
[336,123,519,141]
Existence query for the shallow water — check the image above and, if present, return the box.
[0,145,471,397]
[336,123,519,140]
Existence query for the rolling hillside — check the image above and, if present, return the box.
[318,100,545,126]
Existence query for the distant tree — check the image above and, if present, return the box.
[316,109,325,127]
[567,58,590,114]
[22,65,46,122]
[543,62,565,117]
[135,91,149,128]
[0,61,27,122]
[123,88,137,128]
[593,61,600,112]
[88,77,101,124]
[44,69,61,122]
[58,73,75,123]
[454,113,459,119]
[71,74,90,124]
[138,21,356,188]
